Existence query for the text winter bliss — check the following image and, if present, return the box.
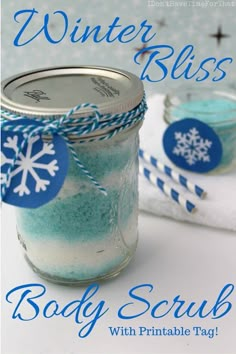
[13,8,233,82]
[5,283,235,338]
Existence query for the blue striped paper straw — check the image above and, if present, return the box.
[139,164,196,214]
[139,148,206,199]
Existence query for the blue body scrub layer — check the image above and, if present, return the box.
[17,187,137,242]
[172,99,236,170]
[16,128,140,282]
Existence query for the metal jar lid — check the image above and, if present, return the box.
[1,65,144,120]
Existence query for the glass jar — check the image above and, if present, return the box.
[164,86,236,173]
[1,66,145,285]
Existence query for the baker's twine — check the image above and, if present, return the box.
[1,97,147,199]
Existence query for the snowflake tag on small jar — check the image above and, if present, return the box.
[1,119,69,208]
[163,118,223,173]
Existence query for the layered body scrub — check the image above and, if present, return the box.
[16,129,140,283]
[164,87,236,172]
[1,66,146,284]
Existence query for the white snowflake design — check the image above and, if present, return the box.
[1,135,59,196]
[173,127,212,166]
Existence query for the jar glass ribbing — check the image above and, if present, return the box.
[1,65,145,285]
[164,87,236,173]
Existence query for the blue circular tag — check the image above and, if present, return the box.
[1,119,69,208]
[163,118,223,173]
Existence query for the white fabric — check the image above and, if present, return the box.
[139,94,236,231]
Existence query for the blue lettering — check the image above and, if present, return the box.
[135,44,231,82]
[213,57,233,82]
[59,284,109,338]
[182,55,199,80]
[6,283,45,320]
[172,284,234,319]
[105,17,122,42]
[12,9,231,83]
[139,20,156,42]
[43,300,60,318]
[118,284,152,319]
[70,20,102,43]
[171,297,209,318]
[196,57,217,81]
[117,25,136,43]
[5,283,108,338]
[171,45,203,80]
[14,8,41,46]
[211,283,234,318]
[5,282,234,337]
[134,45,174,82]
[151,300,173,318]
[171,45,194,79]
[43,11,68,44]
[118,283,234,322]
[14,9,68,46]
[70,17,156,44]
[14,11,156,46]
[116,19,156,43]
[109,326,120,336]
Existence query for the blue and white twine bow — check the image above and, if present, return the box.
[1,97,147,200]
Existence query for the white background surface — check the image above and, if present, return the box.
[1,204,236,354]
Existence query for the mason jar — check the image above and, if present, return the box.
[1,66,146,285]
[164,86,236,173]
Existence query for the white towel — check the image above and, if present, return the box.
[139,94,236,231]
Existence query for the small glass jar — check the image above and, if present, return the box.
[1,66,145,285]
[164,86,236,173]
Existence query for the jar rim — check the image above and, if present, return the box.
[1,65,146,140]
[1,65,144,119]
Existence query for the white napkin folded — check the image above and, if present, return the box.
[139,94,236,232]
